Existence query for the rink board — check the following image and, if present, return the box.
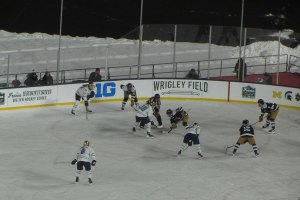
[0,79,299,110]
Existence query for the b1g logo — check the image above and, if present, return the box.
[95,82,116,98]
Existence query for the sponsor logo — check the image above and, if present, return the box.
[8,89,52,103]
[284,91,292,101]
[242,85,255,99]
[95,82,116,98]
[0,92,5,105]
[272,91,282,99]
[153,80,208,96]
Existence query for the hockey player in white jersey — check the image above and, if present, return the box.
[71,140,96,184]
[132,99,155,138]
[177,123,203,159]
[71,82,95,115]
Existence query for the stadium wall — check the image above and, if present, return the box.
[0,79,299,110]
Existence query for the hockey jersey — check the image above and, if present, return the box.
[170,109,187,124]
[76,84,94,101]
[239,125,254,137]
[260,102,279,114]
[75,146,96,162]
[185,126,200,135]
[136,104,153,118]
[121,84,136,95]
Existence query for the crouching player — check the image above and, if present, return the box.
[166,107,189,132]
[132,99,155,138]
[71,82,95,115]
[177,123,203,159]
[232,119,259,157]
[120,83,138,110]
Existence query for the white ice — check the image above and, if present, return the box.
[0,100,299,200]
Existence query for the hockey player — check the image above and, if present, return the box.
[232,119,259,157]
[71,82,95,115]
[140,94,163,128]
[71,140,96,184]
[257,99,279,134]
[177,123,203,159]
[166,107,189,131]
[132,99,154,138]
[120,83,138,110]
[152,94,163,128]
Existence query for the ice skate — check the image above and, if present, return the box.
[178,150,182,155]
[262,124,269,128]
[71,110,75,115]
[88,178,93,184]
[132,127,136,132]
[121,107,124,110]
[255,153,259,157]
[157,125,164,129]
[268,129,276,134]
[75,177,79,182]
[198,152,204,159]
[146,132,154,138]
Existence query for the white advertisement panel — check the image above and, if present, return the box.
[230,82,300,108]
[5,86,57,107]
[152,79,228,100]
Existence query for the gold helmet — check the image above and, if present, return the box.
[83,140,90,147]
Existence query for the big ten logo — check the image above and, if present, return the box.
[95,82,116,98]
[272,91,282,99]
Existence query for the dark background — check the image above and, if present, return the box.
[0,0,299,38]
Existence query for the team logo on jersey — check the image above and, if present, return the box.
[0,92,5,105]
[242,85,255,99]
[272,91,282,99]
[285,91,292,101]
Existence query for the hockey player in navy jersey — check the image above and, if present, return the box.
[71,82,95,115]
[71,140,96,184]
[132,99,155,138]
[177,123,203,159]
[232,119,259,157]
[257,99,279,134]
[140,94,163,129]
[166,107,189,131]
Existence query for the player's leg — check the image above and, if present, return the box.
[133,116,142,132]
[178,133,192,155]
[83,162,93,184]
[268,109,279,133]
[122,92,129,110]
[75,161,84,182]
[182,114,189,128]
[193,134,203,158]
[154,108,163,128]
[71,94,82,114]
[232,137,246,155]
[248,137,259,156]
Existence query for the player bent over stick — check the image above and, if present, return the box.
[166,107,189,133]
[177,123,204,159]
[232,119,259,157]
[71,140,96,184]
[120,83,138,110]
[132,99,155,138]
[257,99,279,134]
[71,82,95,115]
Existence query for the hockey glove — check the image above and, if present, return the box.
[71,159,77,165]
[259,115,264,122]
[91,160,96,166]
[84,101,89,107]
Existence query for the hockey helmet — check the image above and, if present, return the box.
[176,107,183,112]
[120,84,125,89]
[127,83,133,89]
[154,93,160,99]
[166,109,173,117]
[88,82,95,90]
[83,140,90,147]
[257,99,264,105]
[242,119,249,126]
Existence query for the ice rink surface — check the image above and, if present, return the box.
[0,100,300,200]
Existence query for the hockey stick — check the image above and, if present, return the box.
[85,106,88,120]
[225,145,235,154]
